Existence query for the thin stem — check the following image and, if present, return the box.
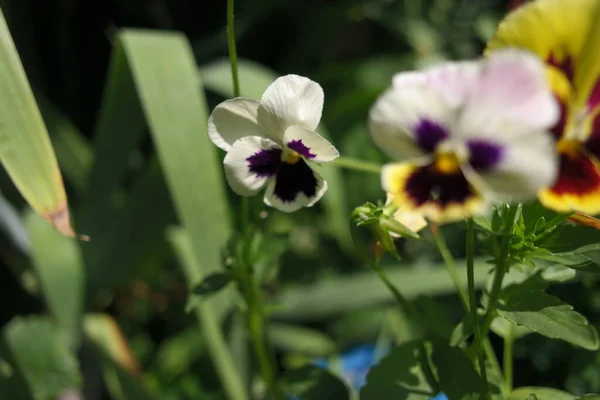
[431,225,469,309]
[227,0,240,97]
[467,219,490,399]
[330,156,382,174]
[246,275,283,400]
[503,324,514,395]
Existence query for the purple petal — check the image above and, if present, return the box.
[273,159,318,202]
[247,148,282,177]
[467,140,504,171]
[405,164,473,206]
[415,119,449,153]
[287,139,316,159]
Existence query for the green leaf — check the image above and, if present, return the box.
[508,387,576,400]
[530,244,600,273]
[185,272,232,312]
[268,322,337,356]
[0,9,75,236]
[118,30,232,277]
[497,289,599,350]
[282,365,350,400]
[4,317,81,400]
[429,339,485,400]
[360,341,435,400]
[25,211,84,346]
[490,316,531,341]
[191,272,231,297]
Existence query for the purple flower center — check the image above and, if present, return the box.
[405,163,473,206]
[287,139,316,158]
[247,148,282,177]
[467,140,504,171]
[415,119,449,153]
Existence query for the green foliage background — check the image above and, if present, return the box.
[1,0,600,398]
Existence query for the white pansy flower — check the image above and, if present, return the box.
[370,49,560,223]
[208,75,339,212]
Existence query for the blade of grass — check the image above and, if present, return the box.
[168,226,247,400]
[24,211,84,347]
[0,9,75,236]
[271,259,490,321]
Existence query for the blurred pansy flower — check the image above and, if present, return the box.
[369,49,559,223]
[208,75,339,212]
[487,0,600,214]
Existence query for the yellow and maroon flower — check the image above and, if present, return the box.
[370,50,559,223]
[487,0,600,214]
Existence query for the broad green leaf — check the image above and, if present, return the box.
[490,316,531,341]
[200,57,352,253]
[84,314,151,400]
[4,317,81,400]
[508,387,576,400]
[119,29,231,278]
[25,211,84,346]
[497,289,599,350]
[0,9,75,236]
[168,227,247,400]
[429,339,485,400]
[360,340,434,400]
[282,365,350,399]
[268,322,337,356]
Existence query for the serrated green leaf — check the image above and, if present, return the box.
[25,211,84,346]
[0,9,75,237]
[508,387,576,400]
[360,341,434,400]
[497,290,599,350]
[4,317,81,400]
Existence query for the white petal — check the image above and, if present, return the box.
[458,49,559,138]
[208,98,262,151]
[223,136,281,196]
[368,86,453,159]
[393,61,481,108]
[282,125,339,163]
[263,168,328,213]
[257,75,324,141]
[473,129,559,200]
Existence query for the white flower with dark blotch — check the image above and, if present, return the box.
[369,49,560,223]
[208,75,339,212]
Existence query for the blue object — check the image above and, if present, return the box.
[312,344,386,391]
[431,393,449,400]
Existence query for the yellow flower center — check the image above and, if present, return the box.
[434,152,461,174]
[282,149,302,164]
[556,138,580,157]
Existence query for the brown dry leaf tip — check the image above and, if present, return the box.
[568,212,600,230]
[43,203,91,241]
[105,315,142,376]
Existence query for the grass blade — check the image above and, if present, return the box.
[0,10,75,236]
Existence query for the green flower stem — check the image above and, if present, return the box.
[503,324,514,395]
[431,225,469,309]
[432,225,502,382]
[330,156,382,174]
[227,0,240,97]
[466,219,490,399]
